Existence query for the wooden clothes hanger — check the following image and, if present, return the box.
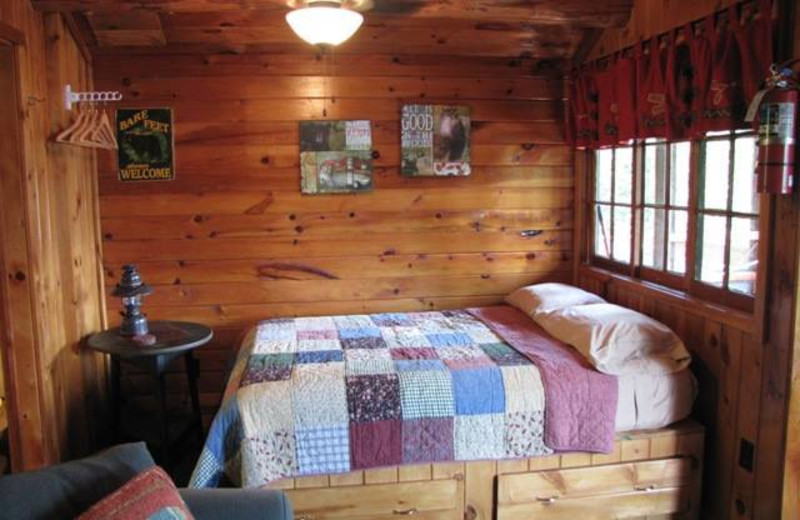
[55,97,119,150]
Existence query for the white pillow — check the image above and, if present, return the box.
[506,283,605,316]
[534,303,691,376]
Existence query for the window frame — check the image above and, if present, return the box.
[586,132,762,314]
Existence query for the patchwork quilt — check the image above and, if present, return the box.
[190,308,610,488]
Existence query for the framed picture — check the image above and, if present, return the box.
[401,104,471,177]
[299,120,373,194]
[116,108,175,182]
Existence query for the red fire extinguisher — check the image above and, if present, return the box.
[746,61,799,195]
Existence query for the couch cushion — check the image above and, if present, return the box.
[0,442,155,519]
[77,466,194,520]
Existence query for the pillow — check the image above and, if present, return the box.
[0,442,155,520]
[77,466,195,520]
[506,282,605,315]
[533,303,691,376]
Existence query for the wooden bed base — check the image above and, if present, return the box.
[267,420,704,520]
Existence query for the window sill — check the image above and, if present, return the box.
[578,264,758,334]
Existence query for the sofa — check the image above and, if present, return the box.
[0,442,293,520]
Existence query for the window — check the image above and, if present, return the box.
[695,131,759,300]
[640,140,690,278]
[589,132,760,312]
[593,145,633,264]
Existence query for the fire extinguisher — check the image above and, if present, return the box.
[746,61,799,195]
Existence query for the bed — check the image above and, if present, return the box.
[191,285,703,519]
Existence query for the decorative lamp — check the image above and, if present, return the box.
[285,0,369,47]
[112,264,153,337]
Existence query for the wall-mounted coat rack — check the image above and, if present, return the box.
[56,84,123,150]
[64,84,123,111]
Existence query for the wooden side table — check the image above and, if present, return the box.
[87,321,213,467]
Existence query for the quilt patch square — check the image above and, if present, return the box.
[454,414,504,460]
[345,349,395,376]
[240,431,297,485]
[346,374,401,422]
[333,315,374,329]
[451,367,505,415]
[256,324,296,342]
[371,313,415,327]
[505,411,552,458]
[293,363,349,428]
[394,359,447,372]
[481,343,529,366]
[438,346,493,370]
[296,426,351,475]
[341,336,388,350]
[469,329,505,345]
[398,370,454,419]
[416,313,458,333]
[297,339,341,352]
[500,366,546,413]
[239,380,295,435]
[390,347,438,360]
[295,316,336,330]
[381,327,432,349]
[350,420,402,469]
[241,354,294,385]
[297,329,338,341]
[402,417,454,464]
[427,332,473,348]
[296,350,343,364]
[339,327,382,339]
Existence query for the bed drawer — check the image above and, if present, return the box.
[497,457,696,520]
[288,478,463,520]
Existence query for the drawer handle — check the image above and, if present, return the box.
[634,484,657,493]
[296,515,314,520]
[536,496,559,505]
[392,508,419,516]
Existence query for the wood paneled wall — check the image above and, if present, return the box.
[587,0,743,60]
[576,270,761,520]
[93,53,571,425]
[578,1,800,518]
[0,1,106,470]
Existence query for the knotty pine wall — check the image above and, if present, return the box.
[578,1,797,518]
[0,2,106,470]
[93,53,571,427]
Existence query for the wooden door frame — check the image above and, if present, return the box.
[0,22,50,472]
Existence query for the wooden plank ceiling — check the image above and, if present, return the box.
[32,0,633,59]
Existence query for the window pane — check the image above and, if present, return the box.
[670,142,690,207]
[595,149,612,202]
[667,209,688,274]
[729,217,759,295]
[614,147,633,204]
[642,208,666,269]
[613,206,632,263]
[643,143,667,205]
[594,204,612,258]
[732,135,758,214]
[702,139,730,210]
[696,214,728,287]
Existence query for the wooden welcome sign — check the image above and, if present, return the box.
[116,108,175,182]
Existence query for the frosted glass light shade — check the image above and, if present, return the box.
[286,6,364,46]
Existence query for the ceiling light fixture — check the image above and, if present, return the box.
[286,0,367,47]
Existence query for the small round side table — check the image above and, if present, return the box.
[87,321,213,467]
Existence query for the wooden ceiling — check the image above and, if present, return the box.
[32,1,633,60]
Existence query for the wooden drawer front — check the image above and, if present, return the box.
[288,479,462,520]
[497,458,694,520]
[497,487,690,520]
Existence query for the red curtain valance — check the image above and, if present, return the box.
[567,0,774,148]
